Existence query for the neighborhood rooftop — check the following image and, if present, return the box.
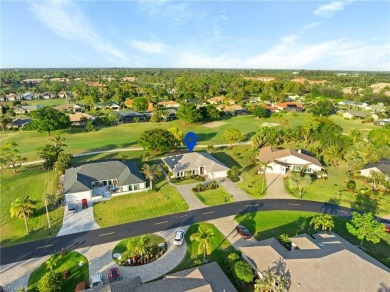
[63,161,145,194]
[259,146,322,168]
[163,152,229,173]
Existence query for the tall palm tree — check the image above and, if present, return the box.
[349,128,362,143]
[141,164,162,190]
[258,161,273,194]
[310,214,334,231]
[190,226,214,261]
[10,196,37,234]
[254,270,290,292]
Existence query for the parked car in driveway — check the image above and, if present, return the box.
[173,229,185,246]
[81,198,88,209]
[68,202,77,213]
[108,267,122,283]
[235,225,252,239]
[90,272,103,287]
[385,224,390,234]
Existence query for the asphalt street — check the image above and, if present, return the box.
[1,199,389,266]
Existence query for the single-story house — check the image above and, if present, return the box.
[360,159,390,181]
[54,104,84,113]
[8,118,32,129]
[40,92,52,99]
[63,160,147,203]
[157,100,180,108]
[22,92,35,100]
[374,118,390,126]
[69,112,95,126]
[263,105,279,113]
[343,110,378,121]
[58,91,73,99]
[163,152,230,179]
[110,262,237,292]
[95,102,120,111]
[217,104,248,115]
[259,146,323,174]
[22,78,43,86]
[286,95,300,101]
[4,93,20,101]
[121,76,137,82]
[207,96,235,105]
[240,232,390,292]
[161,108,177,121]
[276,102,305,112]
[14,105,42,114]
[291,78,328,85]
[124,99,154,111]
[338,100,356,106]
[117,110,150,123]
[50,77,69,82]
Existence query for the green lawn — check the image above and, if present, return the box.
[236,210,390,268]
[210,146,266,198]
[112,234,165,264]
[284,162,390,217]
[28,251,89,292]
[0,165,64,246]
[193,186,235,206]
[93,179,189,227]
[170,222,237,280]
[329,114,378,135]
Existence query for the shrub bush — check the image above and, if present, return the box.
[232,261,253,284]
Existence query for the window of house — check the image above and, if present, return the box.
[292,166,301,171]
[133,184,139,190]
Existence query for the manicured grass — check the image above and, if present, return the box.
[193,186,235,206]
[112,234,165,264]
[235,210,390,268]
[28,251,89,292]
[172,178,204,185]
[0,165,64,247]
[210,146,266,198]
[170,222,237,281]
[93,179,189,227]
[1,113,315,162]
[284,162,390,216]
[329,114,378,135]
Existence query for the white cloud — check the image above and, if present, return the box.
[29,0,128,61]
[128,40,167,54]
[314,1,354,18]
[303,22,322,30]
[281,34,299,44]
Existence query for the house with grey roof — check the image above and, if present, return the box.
[9,118,32,129]
[360,159,390,181]
[343,110,379,121]
[116,110,151,123]
[63,160,146,203]
[258,146,324,174]
[14,105,43,114]
[110,262,237,292]
[240,232,390,292]
[163,152,230,179]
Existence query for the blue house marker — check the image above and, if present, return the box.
[184,132,197,152]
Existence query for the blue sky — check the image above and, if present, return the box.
[1,0,389,70]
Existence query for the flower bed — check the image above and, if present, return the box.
[112,234,166,266]
[192,181,219,192]
[171,175,205,184]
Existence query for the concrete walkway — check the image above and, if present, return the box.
[174,183,207,210]
[262,173,296,199]
[76,226,189,286]
[208,216,257,249]
[217,178,253,201]
[57,201,101,237]
[0,256,48,290]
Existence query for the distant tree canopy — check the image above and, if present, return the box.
[252,106,271,118]
[311,100,335,116]
[132,97,148,112]
[368,128,390,147]
[30,107,71,135]
[139,129,177,152]
[177,103,202,124]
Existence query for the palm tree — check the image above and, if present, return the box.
[323,145,344,167]
[254,270,290,292]
[349,128,362,143]
[310,214,334,231]
[10,196,37,234]
[141,164,162,190]
[46,257,57,275]
[190,226,214,261]
[257,161,273,194]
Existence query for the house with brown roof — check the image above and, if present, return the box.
[157,100,180,108]
[276,102,305,112]
[124,99,154,112]
[69,112,95,126]
[217,104,248,115]
[240,231,390,292]
[343,110,379,121]
[207,96,235,105]
[259,146,323,174]
[263,105,280,113]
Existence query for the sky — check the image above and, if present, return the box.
[1,0,389,70]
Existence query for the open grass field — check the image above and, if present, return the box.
[170,222,237,283]
[93,179,189,227]
[285,162,390,217]
[235,210,390,268]
[210,146,266,198]
[0,165,64,247]
[193,186,234,206]
[28,251,89,292]
[329,113,378,135]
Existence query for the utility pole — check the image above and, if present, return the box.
[44,199,51,228]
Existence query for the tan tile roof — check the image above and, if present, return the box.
[69,112,94,122]
[158,100,180,107]
[289,234,321,250]
[259,146,323,167]
[240,232,390,292]
[217,104,244,112]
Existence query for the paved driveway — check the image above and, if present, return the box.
[263,173,296,199]
[217,178,252,201]
[57,201,100,237]
[175,184,206,210]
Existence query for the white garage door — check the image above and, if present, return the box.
[65,191,92,203]
[211,171,228,179]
